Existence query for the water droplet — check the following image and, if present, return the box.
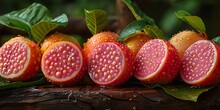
[73,99,77,103]
[56,71,62,78]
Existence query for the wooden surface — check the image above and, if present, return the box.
[0,83,220,110]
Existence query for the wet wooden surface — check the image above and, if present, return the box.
[0,83,220,110]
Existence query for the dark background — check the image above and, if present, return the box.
[0,0,219,44]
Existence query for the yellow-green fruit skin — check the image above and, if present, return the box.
[123,32,151,56]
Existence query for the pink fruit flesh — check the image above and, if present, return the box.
[134,39,180,84]
[135,40,165,78]
[88,42,134,86]
[0,37,41,81]
[0,41,28,77]
[180,40,220,86]
[41,41,85,85]
[89,44,123,83]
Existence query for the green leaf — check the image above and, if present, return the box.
[0,77,47,90]
[118,20,165,41]
[71,34,87,48]
[122,0,155,26]
[84,9,107,35]
[118,20,147,42]
[0,3,68,42]
[212,36,220,45]
[143,25,164,39]
[144,83,213,102]
[122,0,164,39]
[175,10,206,33]
[0,3,50,37]
[160,84,213,102]
[31,14,68,42]
[175,10,191,17]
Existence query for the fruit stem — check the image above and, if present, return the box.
[36,34,47,47]
[201,32,208,39]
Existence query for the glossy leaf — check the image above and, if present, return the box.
[175,10,191,17]
[0,3,50,37]
[212,36,220,46]
[175,10,206,33]
[144,83,213,102]
[122,0,155,26]
[32,14,68,42]
[118,20,164,41]
[160,84,213,102]
[0,3,68,42]
[122,0,164,39]
[84,9,107,35]
[143,25,164,39]
[118,20,147,42]
[0,77,47,90]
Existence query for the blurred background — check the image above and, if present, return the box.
[0,0,219,45]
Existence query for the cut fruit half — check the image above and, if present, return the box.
[41,41,86,86]
[0,36,42,81]
[88,42,134,86]
[134,39,180,84]
[180,40,220,86]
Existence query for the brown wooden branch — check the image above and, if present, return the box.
[0,85,220,110]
